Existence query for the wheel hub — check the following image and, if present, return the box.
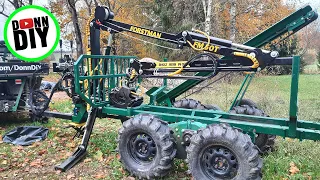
[129,133,157,163]
[201,146,238,179]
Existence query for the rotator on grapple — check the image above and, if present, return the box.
[51,5,320,180]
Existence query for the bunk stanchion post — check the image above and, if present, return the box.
[288,56,299,138]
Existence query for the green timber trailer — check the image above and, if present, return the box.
[0,41,49,116]
[54,5,320,180]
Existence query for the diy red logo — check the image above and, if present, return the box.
[12,16,49,51]
[19,18,34,29]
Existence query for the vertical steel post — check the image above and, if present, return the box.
[105,33,113,55]
[163,58,168,87]
[288,56,300,137]
[110,57,115,89]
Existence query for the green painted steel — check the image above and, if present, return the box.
[288,56,300,137]
[149,85,166,105]
[72,54,320,141]
[74,55,135,107]
[72,103,87,123]
[168,120,207,158]
[100,104,320,141]
[229,74,255,110]
[155,6,318,104]
[12,78,26,111]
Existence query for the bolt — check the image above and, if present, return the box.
[182,31,188,37]
[177,135,180,138]
[175,128,179,132]
[249,52,256,58]
[270,51,279,58]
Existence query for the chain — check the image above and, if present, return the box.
[183,72,232,99]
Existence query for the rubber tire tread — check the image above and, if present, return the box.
[117,114,176,179]
[229,105,276,154]
[174,99,221,111]
[186,123,262,180]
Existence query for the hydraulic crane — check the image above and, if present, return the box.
[92,6,297,108]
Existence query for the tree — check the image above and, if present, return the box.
[0,0,33,17]
[66,0,83,57]
[266,35,303,75]
[229,0,236,41]
[202,0,213,35]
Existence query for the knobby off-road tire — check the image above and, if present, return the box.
[234,99,257,108]
[174,99,221,111]
[229,105,276,154]
[187,124,262,180]
[117,114,176,179]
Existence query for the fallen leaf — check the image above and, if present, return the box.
[67,173,76,180]
[119,167,126,175]
[0,168,5,172]
[94,150,104,162]
[303,173,312,180]
[1,160,7,165]
[30,159,42,167]
[84,158,92,163]
[61,151,73,159]
[105,156,114,164]
[93,172,106,179]
[38,149,48,156]
[30,141,41,148]
[116,154,120,160]
[289,162,300,175]
[66,142,77,148]
[124,177,135,180]
[17,146,24,150]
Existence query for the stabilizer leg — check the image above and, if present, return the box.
[55,108,98,171]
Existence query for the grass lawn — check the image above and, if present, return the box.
[0,74,320,179]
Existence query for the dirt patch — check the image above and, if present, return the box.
[46,91,70,102]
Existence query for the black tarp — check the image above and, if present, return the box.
[2,126,49,146]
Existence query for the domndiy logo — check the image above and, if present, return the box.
[3,5,60,62]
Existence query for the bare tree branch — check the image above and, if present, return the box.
[66,0,83,57]
[0,1,9,17]
[235,0,262,17]
[93,0,98,6]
